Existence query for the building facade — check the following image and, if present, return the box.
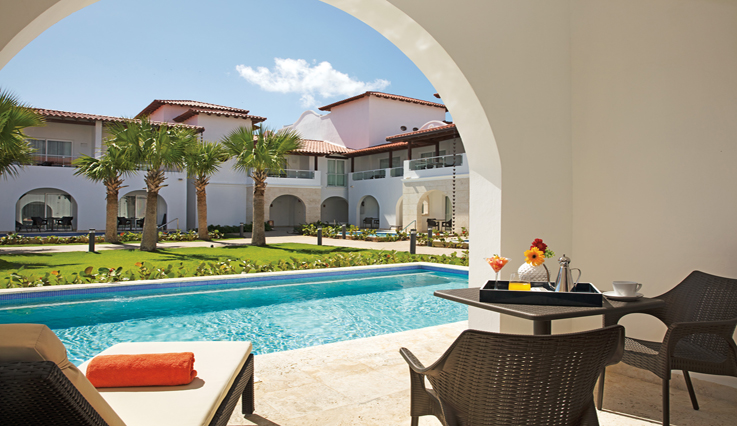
[3,92,469,235]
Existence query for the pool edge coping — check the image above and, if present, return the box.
[0,263,468,302]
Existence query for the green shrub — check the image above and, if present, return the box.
[207,223,273,234]
[3,250,468,289]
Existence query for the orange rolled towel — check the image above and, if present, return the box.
[86,352,197,388]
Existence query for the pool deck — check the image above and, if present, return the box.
[228,322,737,426]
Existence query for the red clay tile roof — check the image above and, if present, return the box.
[344,141,409,157]
[318,92,447,112]
[292,139,354,155]
[136,100,252,118]
[172,108,267,124]
[34,108,205,132]
[386,123,458,142]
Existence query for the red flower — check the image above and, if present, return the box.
[530,238,547,252]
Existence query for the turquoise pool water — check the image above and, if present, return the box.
[0,268,468,365]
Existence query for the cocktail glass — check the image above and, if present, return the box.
[485,256,509,290]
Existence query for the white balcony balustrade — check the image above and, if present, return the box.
[404,153,468,179]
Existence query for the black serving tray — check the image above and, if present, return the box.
[479,281,603,307]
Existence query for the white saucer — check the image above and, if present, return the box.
[603,291,643,301]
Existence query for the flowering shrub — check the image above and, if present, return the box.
[3,250,468,288]
[0,230,222,245]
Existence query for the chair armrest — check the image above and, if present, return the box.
[603,306,667,328]
[399,347,430,374]
[662,317,737,358]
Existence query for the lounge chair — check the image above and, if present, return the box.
[0,324,255,426]
[401,325,624,426]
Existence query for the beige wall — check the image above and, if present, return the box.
[402,177,469,233]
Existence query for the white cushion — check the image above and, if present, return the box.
[80,341,252,426]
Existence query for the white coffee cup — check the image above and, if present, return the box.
[612,281,642,297]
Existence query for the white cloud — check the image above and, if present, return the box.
[236,58,390,108]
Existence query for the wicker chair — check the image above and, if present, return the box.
[400,325,624,426]
[597,270,737,425]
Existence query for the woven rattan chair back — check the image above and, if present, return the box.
[656,270,737,359]
[0,361,109,426]
[403,325,623,426]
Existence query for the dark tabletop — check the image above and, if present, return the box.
[435,287,665,321]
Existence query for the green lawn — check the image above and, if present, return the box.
[0,243,372,278]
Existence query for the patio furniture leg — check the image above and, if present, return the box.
[683,370,699,410]
[410,416,419,426]
[662,377,670,425]
[596,367,606,410]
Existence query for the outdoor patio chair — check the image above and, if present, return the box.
[441,219,452,232]
[363,217,373,228]
[400,325,624,426]
[60,216,74,231]
[117,217,131,231]
[15,221,31,233]
[31,216,47,232]
[597,270,737,425]
[426,218,439,231]
[0,324,255,426]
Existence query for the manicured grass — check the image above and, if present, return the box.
[0,243,372,278]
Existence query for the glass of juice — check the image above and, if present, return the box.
[509,273,531,291]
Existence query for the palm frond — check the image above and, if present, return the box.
[0,88,45,178]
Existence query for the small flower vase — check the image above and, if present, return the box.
[517,262,549,283]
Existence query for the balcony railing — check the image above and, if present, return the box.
[266,169,315,179]
[352,169,386,181]
[32,155,79,167]
[327,173,347,187]
[390,167,403,177]
[408,154,463,171]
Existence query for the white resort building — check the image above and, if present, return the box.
[1,92,468,235]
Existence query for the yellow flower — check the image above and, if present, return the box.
[524,247,545,266]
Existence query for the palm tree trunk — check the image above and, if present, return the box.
[141,169,165,251]
[251,175,266,246]
[105,187,119,244]
[195,179,209,241]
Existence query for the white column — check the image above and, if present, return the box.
[94,120,103,158]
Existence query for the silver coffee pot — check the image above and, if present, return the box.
[554,254,582,292]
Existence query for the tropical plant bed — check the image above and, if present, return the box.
[0,230,223,246]
[0,243,468,289]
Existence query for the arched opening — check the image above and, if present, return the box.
[321,196,348,225]
[119,190,168,230]
[16,188,77,232]
[417,190,450,232]
[359,195,380,229]
[270,195,306,227]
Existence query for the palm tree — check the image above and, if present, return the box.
[109,117,197,251]
[0,89,45,178]
[221,127,302,246]
[184,141,230,240]
[73,145,135,244]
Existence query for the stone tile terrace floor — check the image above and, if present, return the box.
[228,321,737,426]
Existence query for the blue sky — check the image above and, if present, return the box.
[0,0,439,129]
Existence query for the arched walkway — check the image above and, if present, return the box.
[119,190,168,229]
[270,195,306,227]
[321,196,348,225]
[16,188,77,231]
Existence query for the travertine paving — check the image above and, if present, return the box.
[227,322,736,426]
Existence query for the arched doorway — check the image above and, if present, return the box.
[417,190,450,232]
[270,195,306,227]
[119,190,168,230]
[16,188,77,231]
[359,195,380,229]
[321,196,348,225]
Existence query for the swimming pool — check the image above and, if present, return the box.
[0,264,468,365]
